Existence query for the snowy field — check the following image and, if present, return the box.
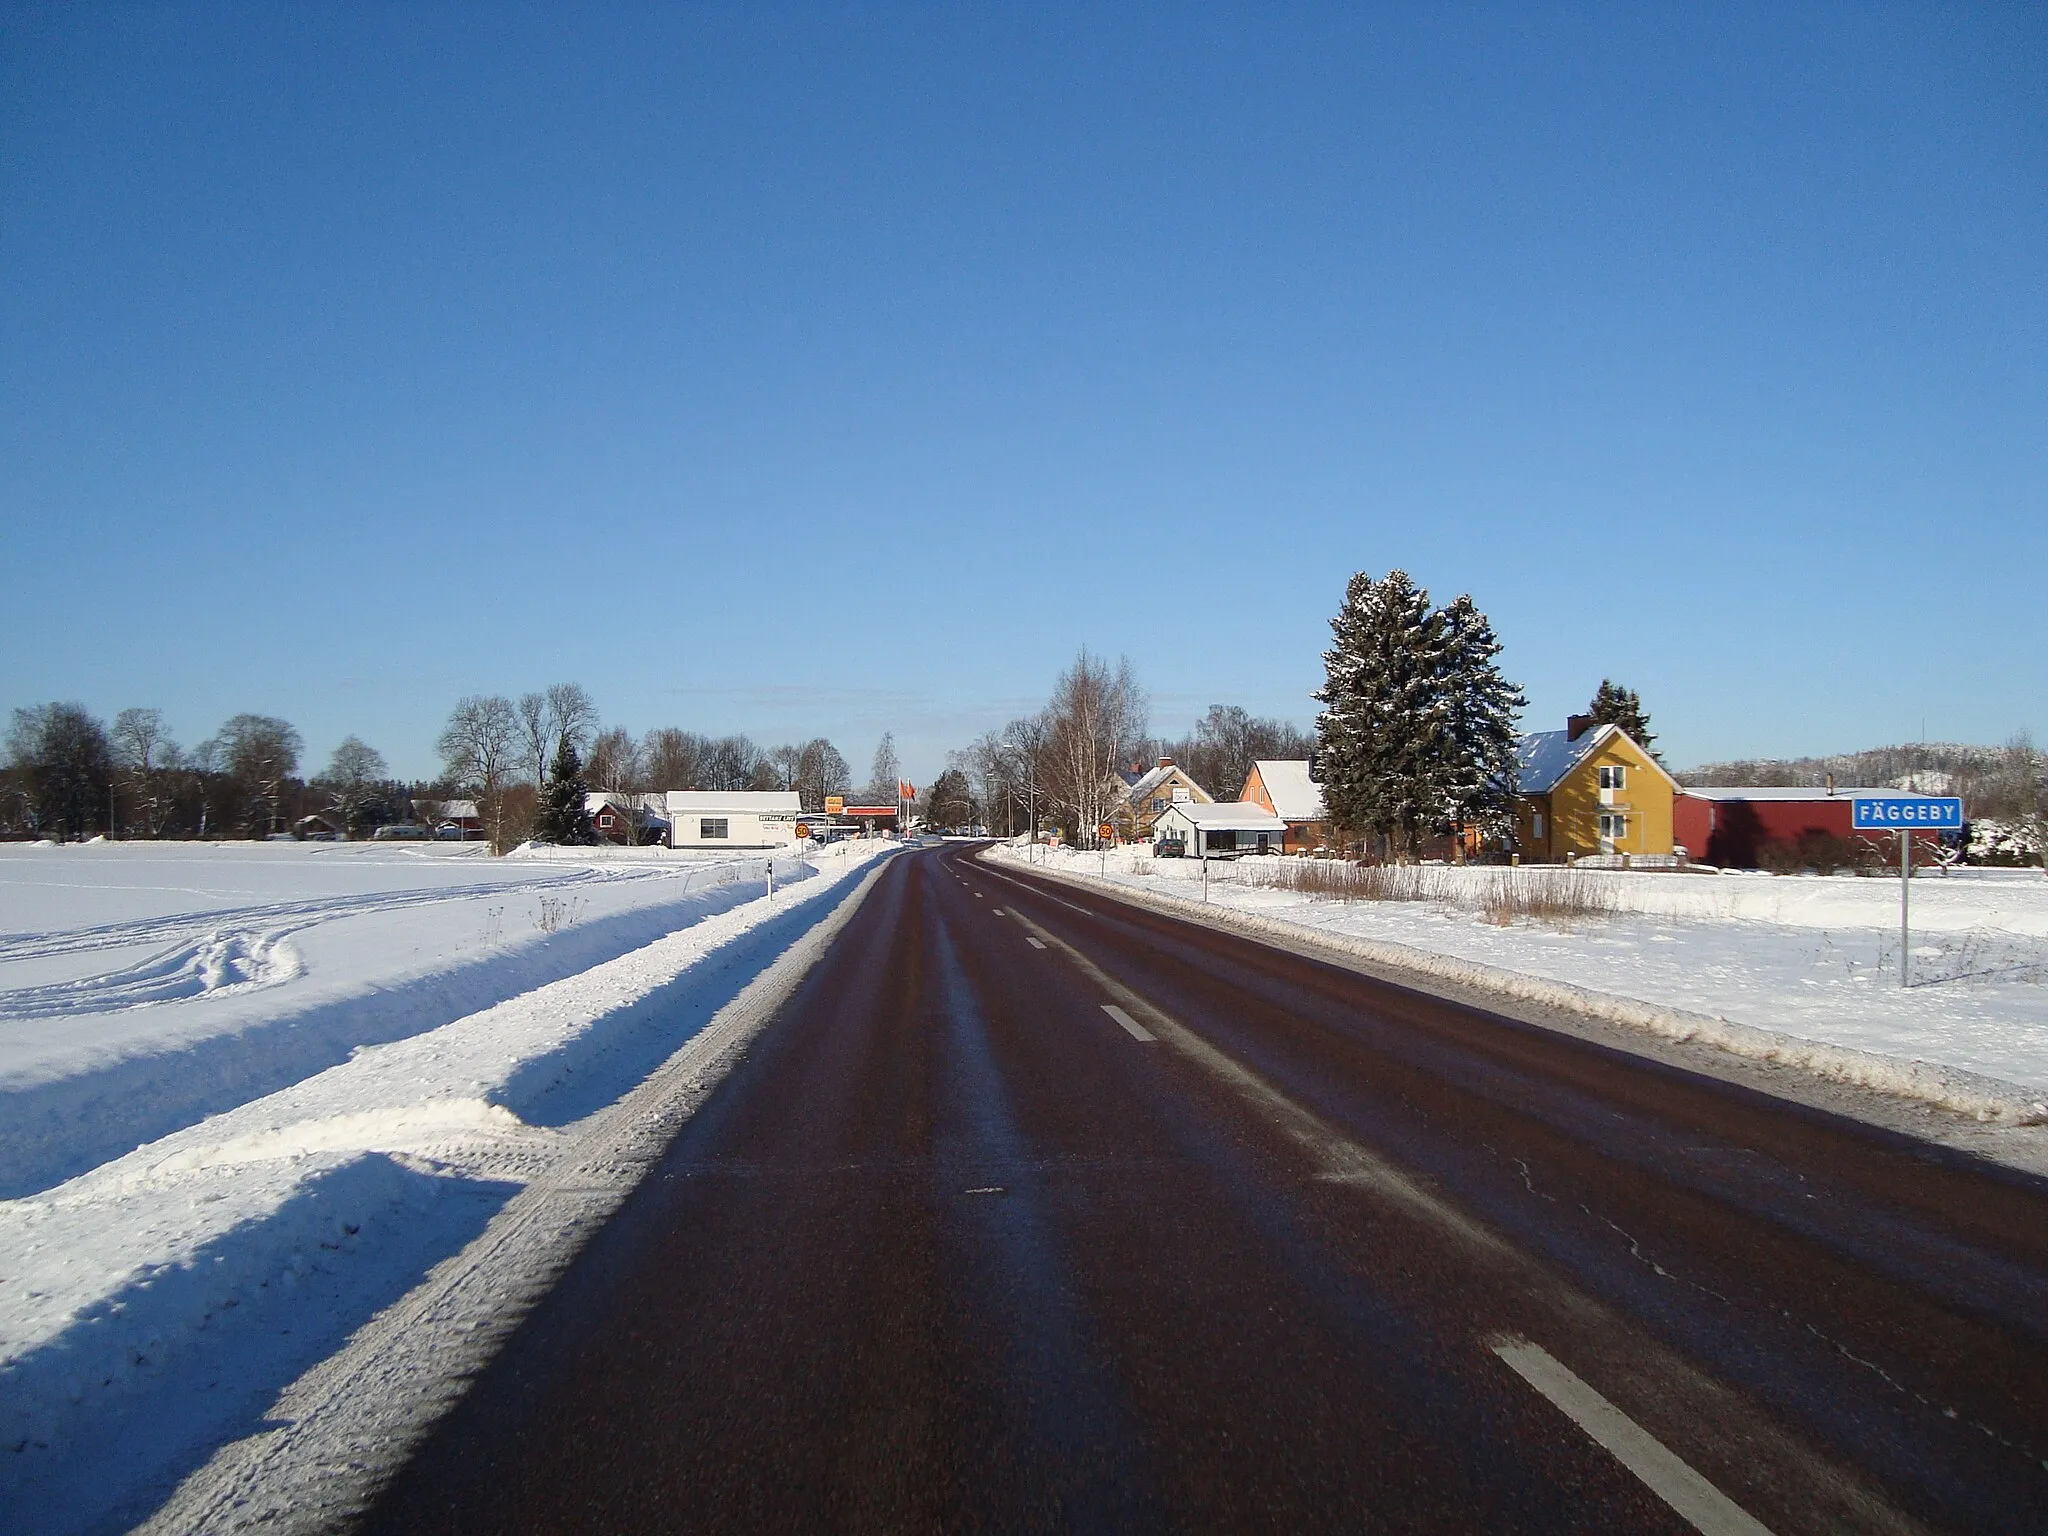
[991,844,2048,1097]
[0,837,893,1536]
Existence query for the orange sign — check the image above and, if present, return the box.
[824,796,844,815]
[794,822,811,840]
[1097,823,1114,840]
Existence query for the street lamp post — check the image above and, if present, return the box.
[999,742,1039,862]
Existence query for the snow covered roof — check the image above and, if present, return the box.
[585,791,667,815]
[437,800,480,821]
[1247,760,1325,821]
[1515,726,1675,795]
[1675,786,1925,803]
[1157,801,1289,832]
[662,791,803,816]
[1514,728,1609,794]
[1121,761,1212,804]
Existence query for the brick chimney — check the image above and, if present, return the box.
[1157,756,1174,769]
[1566,714,1593,741]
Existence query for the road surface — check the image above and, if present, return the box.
[360,844,2048,1533]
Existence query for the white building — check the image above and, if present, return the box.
[663,791,805,849]
[1152,800,1289,859]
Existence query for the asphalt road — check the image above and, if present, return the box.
[360,845,2048,1534]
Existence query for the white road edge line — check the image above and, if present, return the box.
[1101,1003,1156,1042]
[1491,1337,1774,1536]
[1026,937,1047,950]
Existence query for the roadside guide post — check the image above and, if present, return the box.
[1852,796,1963,985]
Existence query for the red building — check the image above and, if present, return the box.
[1674,788,1947,868]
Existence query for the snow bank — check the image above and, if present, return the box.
[990,844,2048,1113]
[0,843,814,1195]
[0,839,892,1536]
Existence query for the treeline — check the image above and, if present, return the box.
[4,685,880,849]
[933,650,1313,839]
[433,684,874,851]
[2,703,412,841]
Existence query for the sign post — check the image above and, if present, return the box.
[1851,797,1963,985]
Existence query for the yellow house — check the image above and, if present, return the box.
[1513,719,1677,861]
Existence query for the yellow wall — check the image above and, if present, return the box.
[1518,732,1675,859]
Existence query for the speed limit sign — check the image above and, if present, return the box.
[1097,823,1114,840]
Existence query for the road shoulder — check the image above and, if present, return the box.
[980,850,2048,1178]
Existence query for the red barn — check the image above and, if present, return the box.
[1674,788,1947,868]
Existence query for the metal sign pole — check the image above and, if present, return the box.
[1900,830,1909,986]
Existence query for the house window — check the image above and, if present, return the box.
[1532,812,1545,840]
[1599,765,1626,790]
[598,813,614,828]
[700,818,729,839]
[1152,797,1166,811]
[1599,814,1627,841]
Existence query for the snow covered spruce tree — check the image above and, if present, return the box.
[1314,570,1522,859]
[534,738,593,845]
[1585,678,1656,759]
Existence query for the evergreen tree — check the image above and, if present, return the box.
[1314,570,1444,855]
[1314,570,1523,857]
[534,738,593,845]
[1436,595,1526,839]
[1586,679,1656,758]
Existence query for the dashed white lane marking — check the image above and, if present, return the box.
[992,909,1007,918]
[1491,1338,1774,1536]
[1025,937,1047,950]
[1100,1003,1155,1042]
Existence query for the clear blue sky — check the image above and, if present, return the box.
[4,5,2041,785]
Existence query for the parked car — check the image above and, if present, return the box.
[372,824,431,841]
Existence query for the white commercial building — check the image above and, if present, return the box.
[663,791,806,849]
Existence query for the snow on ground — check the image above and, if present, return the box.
[992,844,2048,1095]
[0,837,894,1536]
[0,840,827,1196]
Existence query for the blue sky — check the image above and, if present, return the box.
[4,5,2041,785]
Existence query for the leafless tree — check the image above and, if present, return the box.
[322,736,390,836]
[643,727,711,790]
[7,703,114,839]
[215,714,303,836]
[793,738,850,810]
[866,732,901,805]
[1153,704,1315,802]
[1039,650,1146,846]
[703,734,765,793]
[111,707,180,836]
[517,692,554,788]
[547,683,599,764]
[587,726,652,843]
[436,695,518,851]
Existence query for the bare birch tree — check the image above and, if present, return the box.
[1039,651,1146,846]
[437,695,518,852]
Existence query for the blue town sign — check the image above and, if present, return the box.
[1851,796,1963,830]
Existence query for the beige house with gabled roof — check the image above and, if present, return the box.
[1107,757,1213,841]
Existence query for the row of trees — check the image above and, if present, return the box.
[433,684,901,851]
[2,703,410,841]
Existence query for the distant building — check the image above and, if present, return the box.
[585,792,671,846]
[1672,786,1946,869]
[663,790,804,849]
[1238,760,1328,854]
[1152,800,1289,859]
[1108,757,1213,841]
[434,800,485,840]
[1513,718,1677,861]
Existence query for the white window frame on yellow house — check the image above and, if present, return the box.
[1598,812,1628,846]
[1598,765,1626,790]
